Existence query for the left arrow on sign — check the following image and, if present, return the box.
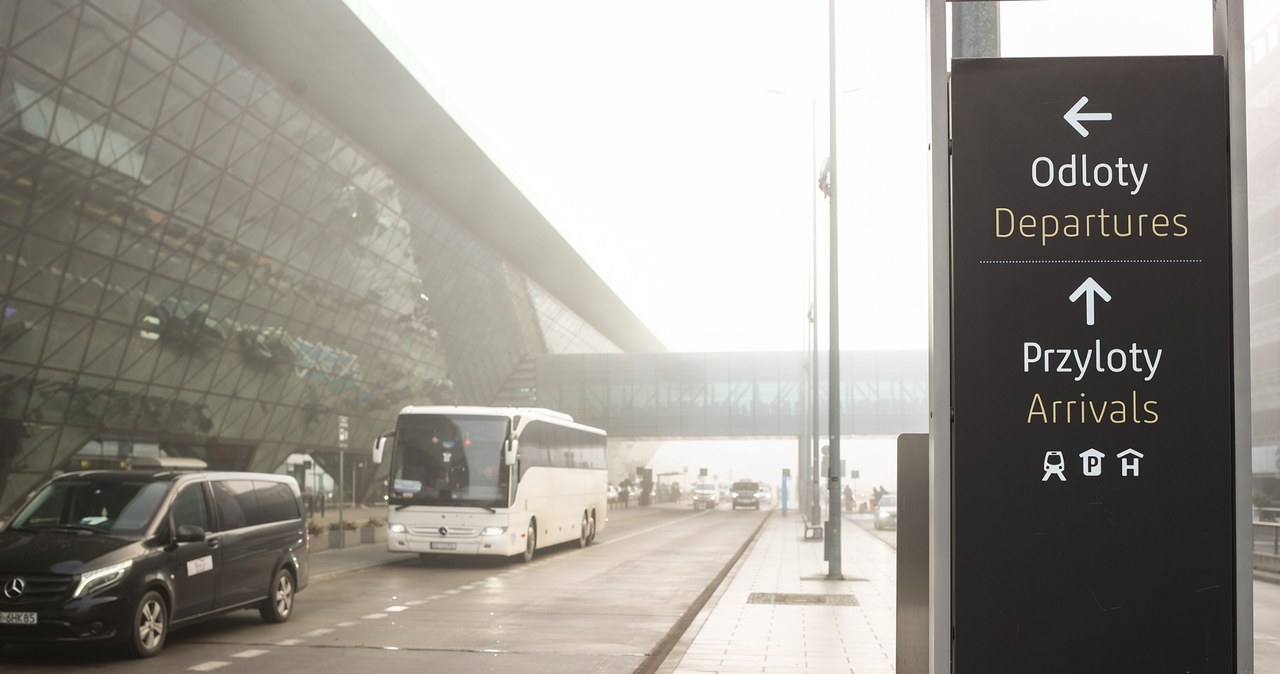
[1064,96,1113,138]
[1069,277,1112,326]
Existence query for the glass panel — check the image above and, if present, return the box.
[94,0,143,30]
[68,41,127,106]
[11,8,76,79]
[80,319,130,378]
[135,9,183,57]
[57,247,111,314]
[10,234,67,305]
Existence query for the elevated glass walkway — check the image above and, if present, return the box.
[526,351,928,439]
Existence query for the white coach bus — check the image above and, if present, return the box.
[371,406,607,562]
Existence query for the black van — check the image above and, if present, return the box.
[0,469,309,657]
[730,480,761,510]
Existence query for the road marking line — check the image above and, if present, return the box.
[276,639,303,646]
[304,628,334,637]
[232,649,270,658]
[595,511,708,548]
[363,612,388,619]
[337,621,357,627]
[188,662,230,672]
[385,605,409,612]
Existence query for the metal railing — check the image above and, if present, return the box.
[1254,508,1280,568]
[1256,521,1280,556]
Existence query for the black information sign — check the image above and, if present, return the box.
[950,57,1234,673]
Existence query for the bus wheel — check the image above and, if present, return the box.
[578,511,591,548]
[587,511,597,545]
[522,522,536,563]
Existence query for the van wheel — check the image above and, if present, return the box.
[128,590,167,658]
[259,568,295,623]
[578,511,591,548]
[522,523,536,563]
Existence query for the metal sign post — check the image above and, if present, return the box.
[337,415,349,547]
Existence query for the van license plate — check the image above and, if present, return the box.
[429,542,456,550]
[0,612,36,625]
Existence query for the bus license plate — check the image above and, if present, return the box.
[0,612,36,625]
[430,542,457,551]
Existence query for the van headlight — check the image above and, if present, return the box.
[389,523,408,534]
[480,526,506,536]
[73,560,133,598]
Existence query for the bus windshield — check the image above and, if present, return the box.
[388,414,509,508]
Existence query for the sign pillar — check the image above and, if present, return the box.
[950,56,1235,672]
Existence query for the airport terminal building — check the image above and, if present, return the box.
[6,0,1280,517]
[0,0,663,515]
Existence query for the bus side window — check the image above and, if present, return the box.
[520,423,542,478]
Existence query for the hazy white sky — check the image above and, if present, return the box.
[358,0,1269,353]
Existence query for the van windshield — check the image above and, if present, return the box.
[9,479,170,535]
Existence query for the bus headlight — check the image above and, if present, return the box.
[389,523,408,534]
[480,526,506,536]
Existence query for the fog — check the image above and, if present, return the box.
[610,437,898,505]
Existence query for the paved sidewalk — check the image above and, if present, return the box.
[660,511,897,674]
[306,537,403,581]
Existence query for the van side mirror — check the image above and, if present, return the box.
[175,524,206,543]
[504,438,518,466]
[372,431,393,465]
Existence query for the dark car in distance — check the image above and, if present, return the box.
[0,468,309,657]
[730,481,761,510]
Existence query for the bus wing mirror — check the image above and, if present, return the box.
[372,432,393,464]
[504,439,518,466]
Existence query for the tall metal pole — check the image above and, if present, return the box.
[825,0,842,579]
[337,450,345,548]
[810,97,822,528]
[926,1,950,670]
[1213,1,1253,668]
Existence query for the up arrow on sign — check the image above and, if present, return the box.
[1069,277,1112,326]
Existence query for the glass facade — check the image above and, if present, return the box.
[535,351,927,439]
[0,0,622,515]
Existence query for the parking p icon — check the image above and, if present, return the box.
[1079,448,1105,477]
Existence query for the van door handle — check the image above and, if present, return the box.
[207,537,220,549]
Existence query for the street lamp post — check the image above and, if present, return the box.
[824,0,843,580]
[766,88,823,528]
[810,97,823,530]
